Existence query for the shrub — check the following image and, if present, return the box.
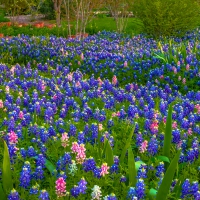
[39,0,55,20]
[133,0,200,37]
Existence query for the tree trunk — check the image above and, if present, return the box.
[53,0,62,27]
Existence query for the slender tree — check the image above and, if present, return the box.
[52,0,63,27]
[105,0,133,33]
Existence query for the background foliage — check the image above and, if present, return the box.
[133,0,200,37]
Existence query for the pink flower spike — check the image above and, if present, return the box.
[160,75,164,79]
[99,124,103,131]
[172,121,177,129]
[112,75,117,86]
[182,78,186,84]
[0,99,4,108]
[97,77,103,86]
[8,131,18,144]
[139,140,148,153]
[61,132,69,148]
[124,61,128,67]
[76,144,86,164]
[188,128,192,135]
[18,111,24,120]
[71,142,79,153]
[55,177,66,198]
[100,163,109,176]
[186,64,190,71]
[80,53,84,60]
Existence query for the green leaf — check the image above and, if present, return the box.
[135,161,145,171]
[2,140,13,194]
[113,140,119,155]
[156,150,181,200]
[0,183,6,200]
[45,159,56,174]
[97,131,102,159]
[105,139,114,166]
[157,156,170,163]
[102,138,108,158]
[128,147,136,187]
[149,188,157,199]
[120,125,135,164]
[34,156,55,174]
[163,103,172,160]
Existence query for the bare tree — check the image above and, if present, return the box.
[105,0,133,33]
[63,0,71,37]
[52,0,63,27]
[69,0,103,38]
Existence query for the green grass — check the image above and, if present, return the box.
[0,16,144,37]
[0,8,10,22]
[53,16,144,35]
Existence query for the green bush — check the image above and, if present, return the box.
[133,0,200,37]
[39,0,55,20]
[0,8,9,22]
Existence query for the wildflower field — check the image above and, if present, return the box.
[0,31,200,200]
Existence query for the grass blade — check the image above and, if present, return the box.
[128,147,136,187]
[102,138,108,158]
[97,131,102,159]
[45,159,56,174]
[34,156,56,175]
[0,183,6,200]
[120,125,135,164]
[105,139,114,166]
[163,103,172,159]
[156,150,181,200]
[2,140,13,194]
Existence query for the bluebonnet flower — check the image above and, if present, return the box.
[78,177,87,194]
[93,166,101,179]
[29,184,39,195]
[90,123,99,140]
[33,166,44,180]
[68,124,77,137]
[170,179,178,192]
[36,154,46,168]
[71,185,80,198]
[157,173,164,189]
[136,133,143,147]
[194,191,200,199]
[8,189,20,200]
[127,187,136,199]
[38,190,50,200]
[19,167,31,188]
[137,164,147,179]
[58,171,67,180]
[27,146,37,157]
[120,175,127,183]
[135,179,145,200]
[110,164,119,174]
[147,135,158,156]
[103,193,117,200]
[83,157,96,172]
[181,179,191,198]
[191,181,199,196]
[156,162,165,177]
[172,129,181,144]
[186,148,196,163]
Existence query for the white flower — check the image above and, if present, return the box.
[68,160,77,176]
[91,185,102,200]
